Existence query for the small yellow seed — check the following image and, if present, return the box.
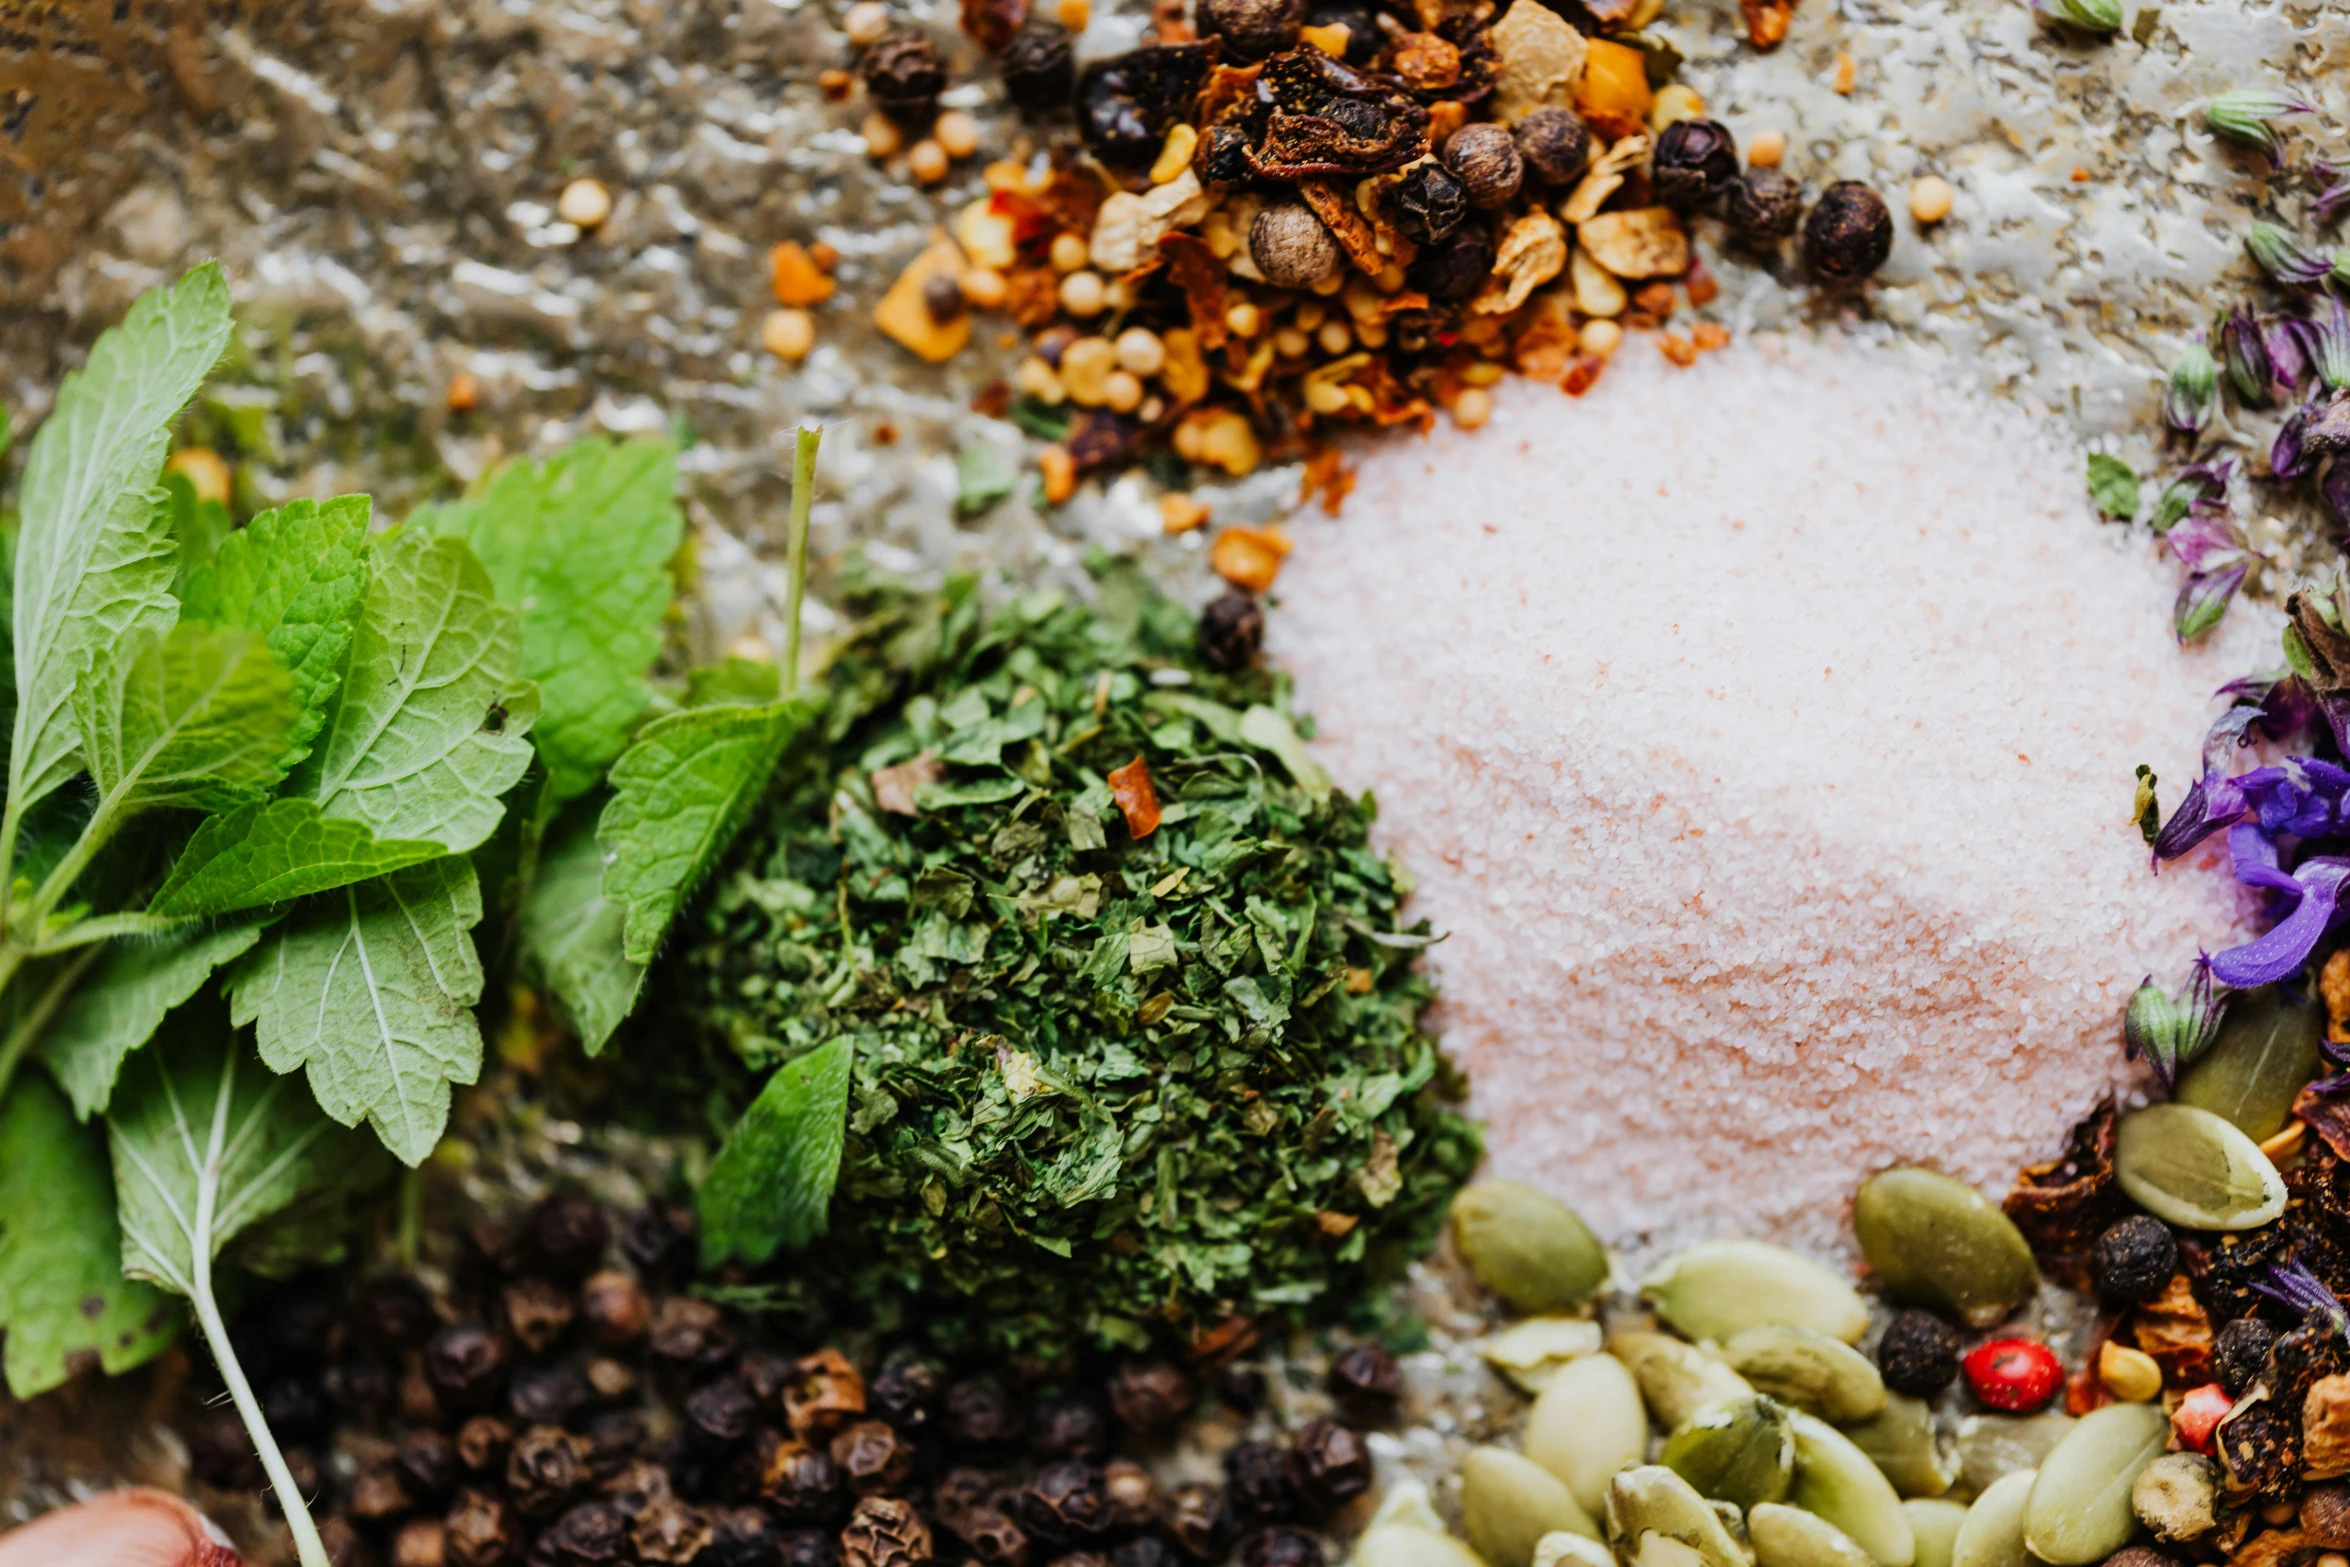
[844,1,893,46]
[1747,129,1787,168]
[1309,269,1346,296]
[1909,174,1954,224]
[1580,318,1624,357]
[1160,493,1211,534]
[1649,84,1705,131]
[1060,335,1118,404]
[935,110,982,160]
[1039,445,1077,504]
[1049,232,1090,272]
[1151,123,1199,185]
[1013,356,1066,403]
[960,267,1009,309]
[1225,301,1262,338]
[1114,327,1166,376]
[1355,320,1388,348]
[1315,319,1352,355]
[1453,387,1494,429]
[1300,20,1350,55]
[1273,326,1312,358]
[1059,269,1108,317]
[1103,370,1145,413]
[557,177,613,229]
[445,372,481,413]
[1304,379,1353,415]
[1055,0,1091,29]
[1293,300,1327,332]
[2097,1340,2163,1404]
[762,308,816,363]
[861,112,904,159]
[908,139,950,184]
[1461,361,1505,387]
[1138,394,1165,422]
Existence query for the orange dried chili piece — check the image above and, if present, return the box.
[1107,755,1163,838]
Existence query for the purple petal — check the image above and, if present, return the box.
[2152,707,2265,860]
[2277,402,2317,480]
[2166,503,2245,571]
[2176,563,2249,641]
[2211,852,2350,987]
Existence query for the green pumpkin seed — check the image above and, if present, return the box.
[2023,1402,2170,1565]
[2113,1103,2286,1230]
[1954,1412,2074,1496]
[1537,1532,1624,1567]
[2176,986,2326,1141]
[1840,1394,1960,1499]
[1663,1395,1798,1510]
[1851,1169,2039,1329]
[1790,1411,1916,1567]
[1902,1500,1969,1567]
[2130,1452,2218,1543]
[1643,1241,1870,1344]
[1528,1350,1652,1516]
[1605,1466,1751,1567]
[1486,1316,1608,1394]
[1749,1503,1878,1567]
[1455,1180,1612,1313]
[1950,1471,2035,1567]
[1720,1326,1887,1423]
[1612,1330,1757,1429]
[1356,1525,1489,1567]
[1466,1446,1605,1567]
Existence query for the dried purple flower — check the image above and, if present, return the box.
[2314,295,2350,391]
[2152,704,2263,861]
[2319,160,2350,226]
[2220,307,2279,407]
[2255,1258,2348,1334]
[2152,458,2234,533]
[2206,91,2316,167]
[2247,222,2335,287]
[2123,960,2226,1086]
[2237,755,2350,840]
[2166,342,2219,438]
[2328,457,2350,531]
[2210,825,2350,987]
[2178,562,2251,642]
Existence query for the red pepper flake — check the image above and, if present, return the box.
[1560,355,1606,397]
[1107,755,1163,838]
[1685,257,1720,306]
[2172,1382,2233,1453]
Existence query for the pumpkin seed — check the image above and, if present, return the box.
[1612,1330,1757,1429]
[2023,1402,2170,1565]
[1538,1532,1625,1567]
[1721,1326,1887,1423]
[1356,1525,1489,1567]
[1487,1316,1609,1394]
[1840,1394,1960,1499]
[2130,1452,2218,1543]
[1605,1465,1751,1567]
[1902,1500,1969,1567]
[1950,1471,2035,1567]
[1790,1411,1916,1567]
[1662,1395,1798,1510]
[1851,1169,2039,1328]
[1643,1241,1871,1344]
[2113,1103,2286,1230]
[1455,1180,1612,1313]
[1749,1503,1878,1567]
[1528,1349,1652,1516]
[2176,986,2326,1142]
[1953,1412,2074,1496]
[1467,1445,1605,1567]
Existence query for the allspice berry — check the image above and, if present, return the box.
[2092,1216,2176,1303]
[1727,168,1802,245]
[860,29,948,123]
[1393,161,1467,246]
[1650,118,1739,205]
[1001,25,1076,115]
[1442,122,1523,208]
[1249,203,1343,290]
[1515,107,1591,186]
[1197,0,1302,57]
[1874,1308,1962,1400]
[1802,179,1894,279]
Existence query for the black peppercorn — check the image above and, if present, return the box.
[1650,118,1739,206]
[1109,1359,1197,1436]
[1194,121,1257,192]
[1287,1419,1371,1506]
[351,1459,414,1521]
[922,272,966,325]
[621,1205,697,1283]
[1727,168,1802,245]
[2093,1216,2177,1303]
[787,1348,868,1441]
[1215,1366,1266,1414]
[2216,1315,2279,1396]
[1032,1396,1113,1459]
[1023,1459,1118,1544]
[1196,0,1302,58]
[1304,1,1380,63]
[649,1297,737,1372]
[1407,224,1493,302]
[1076,45,1217,167]
[1802,180,1894,280]
[965,1505,1031,1564]
[507,1425,588,1516]
[356,1273,438,1353]
[1166,1483,1226,1559]
[1249,203,1343,291]
[1115,1540,1182,1567]
[189,1408,262,1489]
[840,1496,933,1567]
[1443,123,1523,208]
[861,29,949,124]
[444,1488,516,1567]
[1002,25,1076,115]
[704,1507,787,1567]
[542,1501,630,1564]
[525,1190,611,1280]
[867,1349,941,1431]
[328,1355,395,1424]
[427,1322,509,1409]
[634,1494,716,1564]
[947,1376,1026,1450]
[1327,1346,1400,1419]
[457,1415,514,1473]
[777,1528,841,1567]
[584,1410,647,1474]
[1514,107,1592,187]
[262,1372,332,1442]
[680,1376,758,1450]
[500,1278,575,1356]
[1875,1308,1963,1400]
[1221,1442,1297,1526]
[762,1439,848,1522]
[401,1428,460,1501]
[1104,1458,1159,1529]
[830,1420,915,1495]
[1240,1527,1324,1567]
[508,1362,590,1427]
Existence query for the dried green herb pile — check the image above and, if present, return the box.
[680,562,1479,1354]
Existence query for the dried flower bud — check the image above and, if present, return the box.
[841,1495,934,1567]
[1249,203,1345,290]
[526,1189,611,1279]
[1802,181,1894,281]
[649,1297,737,1371]
[2034,0,2119,32]
[2219,306,2278,407]
[445,1489,517,1567]
[455,1416,514,1473]
[1650,118,1739,206]
[1108,1360,1196,1436]
[2247,221,2334,287]
[2123,964,2226,1084]
[2177,561,2250,642]
[2206,90,2314,166]
[427,1322,509,1410]
[763,1438,850,1522]
[1727,168,1802,246]
[2152,459,2233,533]
[832,1420,916,1495]
[1443,123,1524,208]
[1515,107,1591,186]
[1002,26,1077,115]
[1196,0,1303,59]
[2165,342,2217,439]
[862,29,949,122]
[579,1270,650,1348]
[507,1425,589,1516]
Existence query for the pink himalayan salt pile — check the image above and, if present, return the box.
[1269,335,2280,1259]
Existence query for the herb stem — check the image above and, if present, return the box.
[193,1248,334,1567]
[0,944,99,1107]
[783,426,820,697]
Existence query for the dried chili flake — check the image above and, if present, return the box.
[2003,1097,2124,1290]
[2131,1273,2215,1382]
[1739,0,1795,49]
[1157,232,1231,349]
[1107,756,1163,838]
[1210,526,1293,592]
[1299,447,1355,515]
[961,0,1031,52]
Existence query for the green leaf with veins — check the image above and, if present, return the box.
[71,623,297,817]
[415,438,681,804]
[2087,453,2141,520]
[599,698,816,964]
[0,1074,176,1398]
[226,857,486,1165]
[38,920,267,1118]
[10,264,231,821]
[289,529,537,854]
[164,469,234,595]
[181,495,369,771]
[699,1037,853,1267]
[519,809,643,1055]
[147,798,444,918]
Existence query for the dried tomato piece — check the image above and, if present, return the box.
[1107,756,1163,839]
[1157,232,1230,350]
[2002,1097,2124,1290]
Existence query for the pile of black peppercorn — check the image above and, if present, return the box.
[183,1189,1397,1567]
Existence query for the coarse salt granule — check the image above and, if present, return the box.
[1269,335,2278,1260]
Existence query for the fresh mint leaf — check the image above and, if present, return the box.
[955,443,1018,519]
[699,1037,852,1267]
[684,657,782,709]
[226,857,486,1165]
[147,798,443,918]
[165,468,234,593]
[9,265,231,825]
[292,530,537,854]
[71,622,298,817]
[2087,452,2141,519]
[182,495,369,771]
[598,698,815,964]
[415,438,680,803]
[519,811,643,1055]
[0,1074,176,1397]
[39,920,266,1118]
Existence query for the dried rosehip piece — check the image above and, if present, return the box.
[1962,1336,2064,1412]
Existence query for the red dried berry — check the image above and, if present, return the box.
[1962,1337,2064,1412]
